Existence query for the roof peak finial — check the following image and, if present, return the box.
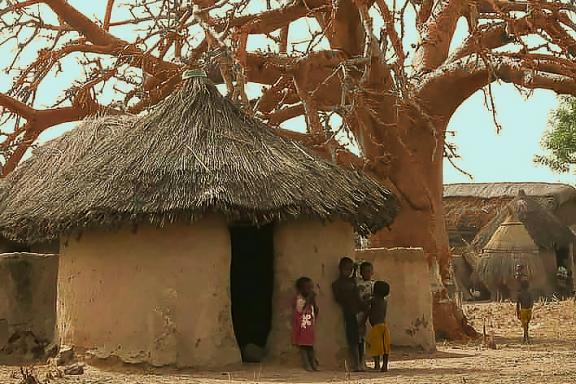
[182,69,207,79]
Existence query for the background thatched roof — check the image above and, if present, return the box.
[444,197,505,247]
[482,218,539,252]
[444,182,576,203]
[0,78,398,242]
[472,193,575,251]
[443,182,576,249]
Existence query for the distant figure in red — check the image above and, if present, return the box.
[292,276,319,371]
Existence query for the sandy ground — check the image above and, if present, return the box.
[3,300,576,384]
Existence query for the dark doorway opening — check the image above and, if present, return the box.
[556,247,570,270]
[229,224,274,362]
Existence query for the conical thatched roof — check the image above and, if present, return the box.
[473,190,575,251]
[0,78,398,242]
[483,218,538,253]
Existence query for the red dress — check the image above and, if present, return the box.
[292,295,316,346]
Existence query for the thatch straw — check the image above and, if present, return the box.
[0,78,398,242]
[476,215,557,297]
[472,191,575,251]
[444,182,576,206]
[444,197,505,244]
[476,250,548,294]
[444,183,576,248]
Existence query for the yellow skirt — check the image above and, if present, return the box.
[366,323,391,356]
[518,309,532,327]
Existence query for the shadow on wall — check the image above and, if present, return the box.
[0,253,58,360]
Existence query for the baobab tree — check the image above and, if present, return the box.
[2,0,576,338]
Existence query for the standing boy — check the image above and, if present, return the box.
[516,280,534,344]
[367,281,391,372]
[356,261,375,368]
[332,257,366,371]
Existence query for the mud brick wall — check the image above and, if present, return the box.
[356,247,435,351]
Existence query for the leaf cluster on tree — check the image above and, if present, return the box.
[535,97,576,174]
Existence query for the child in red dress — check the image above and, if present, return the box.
[292,276,319,371]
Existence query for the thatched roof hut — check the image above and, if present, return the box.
[0,80,396,242]
[474,191,576,299]
[0,76,398,369]
[472,190,575,251]
[443,182,576,250]
[477,217,549,300]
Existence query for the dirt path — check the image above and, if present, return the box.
[2,301,575,384]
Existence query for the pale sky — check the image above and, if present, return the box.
[445,87,571,184]
[0,1,573,186]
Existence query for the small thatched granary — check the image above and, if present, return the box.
[0,76,398,368]
[474,190,575,299]
[444,182,576,252]
[477,219,548,300]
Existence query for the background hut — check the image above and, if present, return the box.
[444,182,576,253]
[477,219,548,300]
[0,77,398,368]
[473,190,575,299]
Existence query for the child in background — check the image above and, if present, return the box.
[366,281,391,372]
[516,280,534,344]
[292,276,319,371]
[356,261,375,368]
[332,257,366,372]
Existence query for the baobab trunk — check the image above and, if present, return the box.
[360,109,477,340]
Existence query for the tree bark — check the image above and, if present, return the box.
[353,96,477,340]
[10,0,576,342]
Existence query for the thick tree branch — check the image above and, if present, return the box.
[227,0,327,34]
[418,53,576,117]
[0,93,35,120]
[40,0,179,80]
[103,0,115,31]
[412,0,465,72]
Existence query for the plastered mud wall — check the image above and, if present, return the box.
[267,220,351,368]
[356,247,435,352]
[57,217,240,368]
[0,253,58,347]
[58,217,361,368]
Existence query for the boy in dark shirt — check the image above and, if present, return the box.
[332,257,365,371]
[516,280,534,344]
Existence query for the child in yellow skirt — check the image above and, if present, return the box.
[516,280,534,344]
[366,281,391,372]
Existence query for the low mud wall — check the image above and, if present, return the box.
[356,247,435,352]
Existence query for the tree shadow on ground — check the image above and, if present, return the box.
[391,347,474,361]
[185,366,484,383]
[0,355,44,367]
[493,335,576,351]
